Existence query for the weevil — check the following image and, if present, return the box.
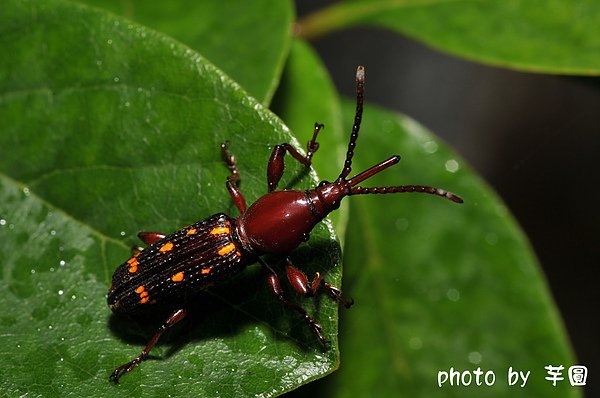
[107,65,463,382]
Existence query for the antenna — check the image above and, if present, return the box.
[338,65,365,181]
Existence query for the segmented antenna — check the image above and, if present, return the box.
[350,185,464,203]
[335,65,464,205]
[339,65,365,181]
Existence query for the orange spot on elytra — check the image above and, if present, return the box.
[171,272,184,282]
[186,228,197,235]
[200,268,211,275]
[128,257,139,273]
[217,243,235,256]
[210,226,230,235]
[137,285,150,303]
[159,242,174,252]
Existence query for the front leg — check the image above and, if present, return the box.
[267,123,324,192]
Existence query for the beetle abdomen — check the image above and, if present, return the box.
[108,213,251,313]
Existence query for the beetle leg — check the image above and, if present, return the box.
[267,123,324,192]
[137,232,166,246]
[260,259,328,346]
[285,259,354,309]
[109,308,188,383]
[221,141,247,213]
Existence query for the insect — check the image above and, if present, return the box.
[107,65,463,383]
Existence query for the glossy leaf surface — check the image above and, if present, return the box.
[79,0,293,103]
[0,1,340,396]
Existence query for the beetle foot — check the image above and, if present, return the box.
[307,318,328,347]
[323,282,354,309]
[109,354,146,384]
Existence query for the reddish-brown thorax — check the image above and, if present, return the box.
[236,181,349,254]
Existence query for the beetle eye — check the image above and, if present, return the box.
[318,180,329,187]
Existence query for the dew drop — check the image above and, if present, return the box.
[445,159,459,173]
[468,351,482,364]
[447,288,460,302]
[0,219,6,226]
[58,290,64,296]
[423,140,438,154]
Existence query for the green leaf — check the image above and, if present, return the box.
[0,0,341,396]
[297,0,600,75]
[77,0,294,104]
[290,101,580,397]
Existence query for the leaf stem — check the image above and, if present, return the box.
[295,0,447,40]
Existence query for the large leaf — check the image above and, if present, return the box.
[0,0,341,396]
[288,101,580,397]
[78,0,294,104]
[297,0,600,75]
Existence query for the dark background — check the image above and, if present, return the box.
[296,4,599,397]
